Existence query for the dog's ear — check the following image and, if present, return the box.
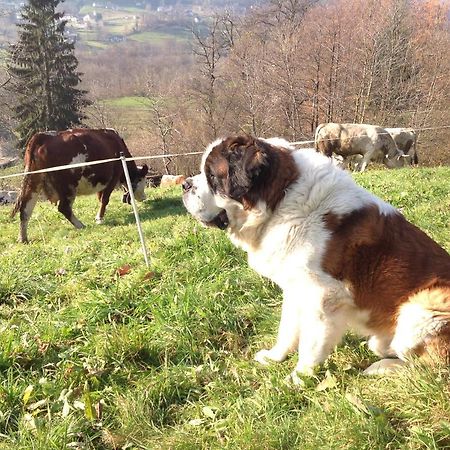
[227,137,269,201]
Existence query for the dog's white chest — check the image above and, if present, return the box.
[246,223,316,287]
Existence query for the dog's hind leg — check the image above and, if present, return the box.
[363,358,406,375]
[368,334,395,358]
[366,289,450,375]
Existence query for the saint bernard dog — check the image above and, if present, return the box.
[182,135,450,382]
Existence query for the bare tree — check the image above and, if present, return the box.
[149,98,177,175]
[191,16,231,141]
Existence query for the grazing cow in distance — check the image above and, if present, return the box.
[385,127,418,165]
[315,123,411,172]
[160,174,186,188]
[0,191,18,205]
[12,128,149,243]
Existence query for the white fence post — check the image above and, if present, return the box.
[120,152,150,267]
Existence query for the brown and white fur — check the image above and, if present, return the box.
[182,135,450,382]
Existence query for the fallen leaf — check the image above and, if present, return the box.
[316,372,338,391]
[22,413,37,431]
[73,400,85,410]
[345,393,369,415]
[62,399,70,418]
[22,385,34,405]
[143,271,156,281]
[95,400,104,421]
[116,264,131,277]
[28,398,48,411]
[202,406,216,419]
[55,268,66,276]
[83,382,95,421]
[188,418,205,426]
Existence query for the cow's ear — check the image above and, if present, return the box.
[227,138,269,200]
[141,164,149,176]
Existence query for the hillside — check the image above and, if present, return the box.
[0,167,449,448]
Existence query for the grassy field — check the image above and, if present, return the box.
[128,29,191,44]
[0,167,449,449]
[101,96,155,109]
[73,4,191,50]
[83,96,156,136]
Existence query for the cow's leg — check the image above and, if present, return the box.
[18,191,39,243]
[356,152,373,172]
[95,191,104,224]
[95,184,115,224]
[58,194,85,229]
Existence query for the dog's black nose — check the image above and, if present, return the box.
[182,178,193,193]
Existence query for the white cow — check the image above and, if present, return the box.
[315,123,410,172]
[385,127,418,164]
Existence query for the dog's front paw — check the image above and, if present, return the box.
[285,367,316,386]
[285,371,306,387]
[254,348,285,366]
[254,349,274,366]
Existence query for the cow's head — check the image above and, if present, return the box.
[384,153,412,169]
[122,164,149,204]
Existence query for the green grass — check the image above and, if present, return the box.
[101,96,155,109]
[83,40,109,49]
[0,167,449,448]
[128,29,190,44]
[0,161,24,191]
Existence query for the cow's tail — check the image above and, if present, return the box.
[314,123,326,151]
[11,133,43,218]
[10,174,31,218]
[10,191,22,218]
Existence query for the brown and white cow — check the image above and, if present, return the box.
[385,127,418,165]
[11,128,148,243]
[160,174,186,188]
[315,123,410,172]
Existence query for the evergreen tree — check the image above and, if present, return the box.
[8,0,89,151]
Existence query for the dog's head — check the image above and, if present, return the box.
[182,135,299,230]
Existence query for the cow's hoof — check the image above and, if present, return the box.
[95,218,103,225]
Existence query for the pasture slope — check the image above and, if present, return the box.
[0,166,449,449]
